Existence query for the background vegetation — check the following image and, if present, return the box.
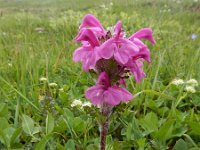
[0,0,200,149]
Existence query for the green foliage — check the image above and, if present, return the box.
[0,0,200,149]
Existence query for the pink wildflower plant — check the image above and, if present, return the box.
[72,14,155,150]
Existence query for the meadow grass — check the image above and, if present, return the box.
[0,0,200,149]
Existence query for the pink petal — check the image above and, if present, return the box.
[129,28,156,44]
[79,14,105,34]
[75,28,99,47]
[82,49,99,71]
[132,38,150,62]
[126,60,146,83]
[97,72,110,87]
[114,39,139,64]
[98,38,115,59]
[104,86,133,106]
[114,49,129,64]
[114,21,122,38]
[86,85,105,105]
[73,46,90,62]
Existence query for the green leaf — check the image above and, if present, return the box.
[188,122,200,135]
[46,113,54,134]
[126,117,143,141]
[73,117,85,132]
[10,128,22,146]
[173,139,187,150]
[154,120,174,142]
[34,134,53,150]
[0,103,9,119]
[65,139,75,150]
[140,112,158,134]
[0,117,9,130]
[0,129,7,146]
[22,114,34,135]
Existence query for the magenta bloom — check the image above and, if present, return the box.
[86,72,133,106]
[73,14,156,106]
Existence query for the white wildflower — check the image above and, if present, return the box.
[82,101,92,108]
[171,79,184,86]
[39,77,47,82]
[71,99,82,107]
[185,86,196,93]
[49,82,57,87]
[186,79,198,87]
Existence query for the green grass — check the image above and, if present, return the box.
[0,0,200,149]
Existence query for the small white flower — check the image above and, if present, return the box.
[49,82,57,87]
[185,86,196,93]
[71,99,82,107]
[82,102,92,108]
[186,79,198,87]
[171,79,184,86]
[39,77,48,82]
[110,2,113,6]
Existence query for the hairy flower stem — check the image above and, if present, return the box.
[100,104,112,150]
[100,119,109,150]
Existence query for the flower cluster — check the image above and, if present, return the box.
[73,14,155,106]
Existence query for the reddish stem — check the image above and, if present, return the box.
[100,119,109,150]
[99,104,112,150]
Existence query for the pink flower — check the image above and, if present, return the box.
[129,28,156,45]
[86,72,133,106]
[98,21,139,64]
[73,14,156,85]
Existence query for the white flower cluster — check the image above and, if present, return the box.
[71,99,92,108]
[171,78,198,93]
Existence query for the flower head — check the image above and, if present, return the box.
[186,79,198,87]
[73,14,155,106]
[171,79,185,86]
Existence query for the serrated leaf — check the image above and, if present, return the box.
[22,114,34,135]
[46,113,54,134]
[173,139,187,150]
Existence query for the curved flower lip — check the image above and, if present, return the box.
[96,72,110,87]
[98,37,139,64]
[86,72,133,106]
[131,38,151,63]
[73,44,99,71]
[79,14,106,36]
[129,28,156,45]
[75,28,100,47]
[125,59,146,83]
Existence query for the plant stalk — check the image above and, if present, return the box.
[100,104,112,150]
